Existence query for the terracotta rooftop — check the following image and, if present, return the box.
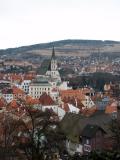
[25,96,39,105]
[24,74,35,80]
[2,86,25,95]
[60,103,70,112]
[0,98,6,108]
[60,89,85,100]
[12,86,24,95]
[82,106,97,116]
[62,96,84,110]
[9,74,23,83]
[8,99,20,109]
[39,93,55,106]
[105,101,118,114]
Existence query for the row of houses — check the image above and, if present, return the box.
[0,47,119,157]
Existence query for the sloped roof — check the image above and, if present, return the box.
[37,59,50,75]
[24,74,35,80]
[9,74,23,83]
[12,86,24,94]
[60,103,70,112]
[62,96,84,110]
[60,111,112,143]
[0,98,6,108]
[105,101,117,114]
[25,96,39,105]
[8,99,20,109]
[31,76,51,86]
[2,88,13,94]
[81,124,106,138]
[81,106,97,116]
[39,93,55,106]
[60,89,85,100]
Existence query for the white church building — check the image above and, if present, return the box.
[29,47,71,101]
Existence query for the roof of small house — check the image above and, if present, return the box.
[60,103,70,112]
[25,96,39,105]
[9,74,23,83]
[12,86,24,95]
[8,99,20,109]
[2,86,24,95]
[0,98,6,108]
[105,101,118,114]
[2,88,13,94]
[60,111,112,143]
[81,124,106,138]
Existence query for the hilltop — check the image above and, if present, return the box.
[0,39,120,60]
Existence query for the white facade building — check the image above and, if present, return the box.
[20,80,31,93]
[29,78,52,99]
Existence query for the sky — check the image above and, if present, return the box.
[0,0,120,49]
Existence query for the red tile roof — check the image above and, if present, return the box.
[12,86,24,95]
[82,106,97,116]
[24,74,35,80]
[60,103,70,112]
[8,99,20,109]
[60,89,85,100]
[25,96,39,105]
[2,86,25,95]
[62,97,84,109]
[0,98,6,108]
[39,93,55,106]
[9,74,23,83]
[105,102,117,114]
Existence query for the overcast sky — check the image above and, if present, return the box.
[0,0,120,49]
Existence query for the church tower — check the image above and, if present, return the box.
[51,46,57,71]
[46,46,61,82]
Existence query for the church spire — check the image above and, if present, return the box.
[51,46,56,59]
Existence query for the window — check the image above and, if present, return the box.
[84,144,91,152]
[86,139,89,145]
